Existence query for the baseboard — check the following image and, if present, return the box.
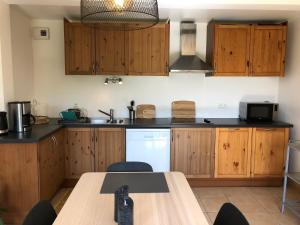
[187,177,283,187]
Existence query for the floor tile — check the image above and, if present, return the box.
[201,196,229,212]
[193,187,226,199]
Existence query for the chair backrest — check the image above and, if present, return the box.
[107,162,153,172]
[213,203,249,225]
[22,201,57,225]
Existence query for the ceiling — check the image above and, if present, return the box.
[7,0,300,22]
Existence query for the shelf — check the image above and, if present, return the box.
[289,141,300,152]
[287,173,300,185]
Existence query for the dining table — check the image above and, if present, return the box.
[53,172,210,225]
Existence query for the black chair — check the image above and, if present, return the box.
[22,201,57,225]
[213,203,249,225]
[107,162,153,172]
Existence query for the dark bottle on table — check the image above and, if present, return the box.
[114,185,129,222]
[118,196,134,225]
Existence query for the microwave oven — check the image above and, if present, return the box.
[239,102,279,122]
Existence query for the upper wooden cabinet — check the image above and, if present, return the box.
[250,25,287,76]
[215,128,252,178]
[171,128,215,178]
[126,23,170,76]
[212,25,251,76]
[64,20,95,75]
[95,128,125,172]
[95,24,126,75]
[251,128,289,177]
[207,21,287,77]
[64,20,170,76]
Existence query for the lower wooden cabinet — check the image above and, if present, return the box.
[251,128,289,177]
[215,127,289,178]
[0,128,65,224]
[171,128,215,178]
[95,128,125,172]
[65,128,95,179]
[215,128,252,178]
[65,127,125,177]
[39,129,65,200]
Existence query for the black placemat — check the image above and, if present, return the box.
[100,173,169,194]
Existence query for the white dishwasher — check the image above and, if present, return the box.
[126,129,170,172]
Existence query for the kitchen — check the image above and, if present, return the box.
[1,0,300,225]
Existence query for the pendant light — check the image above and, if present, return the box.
[81,0,159,30]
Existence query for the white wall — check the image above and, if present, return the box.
[31,19,279,118]
[10,5,34,101]
[0,0,15,111]
[278,19,300,171]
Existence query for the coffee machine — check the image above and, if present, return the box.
[8,101,35,133]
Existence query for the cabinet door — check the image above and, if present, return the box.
[126,23,170,76]
[95,128,125,172]
[95,24,126,75]
[250,25,287,76]
[215,128,252,178]
[171,128,215,178]
[39,129,65,200]
[213,25,251,76]
[53,129,65,189]
[65,128,95,178]
[251,128,289,177]
[64,19,95,75]
[39,136,56,200]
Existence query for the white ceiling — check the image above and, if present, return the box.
[7,0,300,22]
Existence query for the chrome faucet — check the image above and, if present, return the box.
[98,109,114,122]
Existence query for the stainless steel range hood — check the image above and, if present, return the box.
[170,22,213,73]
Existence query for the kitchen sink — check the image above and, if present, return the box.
[89,118,124,124]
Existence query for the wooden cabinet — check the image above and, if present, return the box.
[0,129,65,224]
[65,128,95,178]
[0,144,39,224]
[95,128,125,172]
[95,24,126,75]
[207,21,287,76]
[212,25,251,76]
[250,25,287,76]
[171,128,215,178]
[215,128,252,178]
[39,129,65,200]
[251,128,289,177]
[64,19,95,75]
[64,20,170,76]
[126,23,170,76]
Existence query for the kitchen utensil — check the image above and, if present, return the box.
[172,101,195,118]
[136,105,156,119]
[129,110,136,121]
[60,111,78,121]
[8,101,36,133]
[0,111,8,135]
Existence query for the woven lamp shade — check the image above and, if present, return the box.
[81,0,159,30]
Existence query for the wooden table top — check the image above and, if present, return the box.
[53,172,209,225]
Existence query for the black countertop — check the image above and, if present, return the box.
[0,118,293,144]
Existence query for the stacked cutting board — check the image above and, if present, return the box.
[172,101,196,118]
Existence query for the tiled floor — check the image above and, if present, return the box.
[193,187,300,225]
[52,187,300,225]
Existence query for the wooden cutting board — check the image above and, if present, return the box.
[136,104,156,119]
[172,101,196,118]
